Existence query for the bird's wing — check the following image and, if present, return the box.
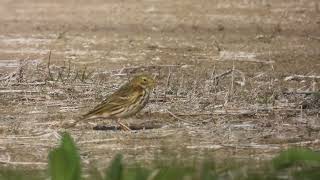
[82,85,142,119]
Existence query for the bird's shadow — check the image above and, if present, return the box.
[93,121,164,131]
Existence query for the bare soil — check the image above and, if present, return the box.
[0,0,319,169]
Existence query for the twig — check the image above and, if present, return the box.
[125,64,182,70]
[308,35,320,41]
[224,90,229,106]
[0,160,47,166]
[115,65,182,75]
[222,143,280,150]
[286,139,320,146]
[57,67,64,82]
[172,107,305,117]
[164,69,172,99]
[230,62,235,97]
[0,72,16,82]
[17,59,26,83]
[284,75,320,81]
[174,110,255,117]
[213,69,233,80]
[67,59,71,79]
[0,89,40,93]
[187,145,223,150]
[213,58,275,64]
[47,50,54,81]
[11,82,46,86]
[211,35,223,52]
[77,138,118,144]
[166,109,192,124]
[81,66,87,82]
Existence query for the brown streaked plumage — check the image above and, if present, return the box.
[67,74,155,130]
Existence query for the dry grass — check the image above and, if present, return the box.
[0,56,319,169]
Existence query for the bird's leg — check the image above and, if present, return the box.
[116,118,131,131]
[124,119,130,128]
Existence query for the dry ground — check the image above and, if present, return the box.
[0,0,320,169]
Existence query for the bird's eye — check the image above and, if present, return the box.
[143,78,147,82]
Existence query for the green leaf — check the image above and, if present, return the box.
[294,168,320,180]
[49,132,81,180]
[200,160,217,180]
[123,166,150,180]
[105,154,123,180]
[132,166,149,180]
[0,169,44,180]
[272,148,320,170]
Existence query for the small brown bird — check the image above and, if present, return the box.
[67,74,155,130]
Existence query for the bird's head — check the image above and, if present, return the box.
[130,74,156,89]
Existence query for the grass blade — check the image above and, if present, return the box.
[105,154,123,180]
[48,133,81,180]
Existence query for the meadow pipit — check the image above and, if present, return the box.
[68,74,155,130]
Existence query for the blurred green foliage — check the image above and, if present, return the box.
[0,133,319,180]
[49,133,81,180]
[105,154,123,180]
